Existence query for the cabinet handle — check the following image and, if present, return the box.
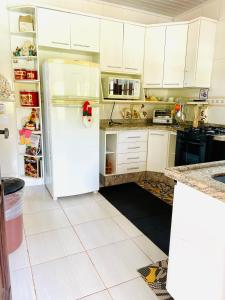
[128,136,141,139]
[51,41,69,45]
[73,43,90,48]
[128,146,140,149]
[127,167,139,170]
[145,83,161,86]
[127,157,139,160]
[150,133,164,136]
[125,67,138,71]
[163,83,180,86]
[107,66,122,69]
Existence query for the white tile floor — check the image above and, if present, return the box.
[9,185,167,300]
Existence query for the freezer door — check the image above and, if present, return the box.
[50,106,99,198]
[48,60,100,100]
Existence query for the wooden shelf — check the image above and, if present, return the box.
[12,56,37,60]
[10,31,36,37]
[14,80,40,83]
[17,106,40,109]
[21,154,43,158]
[102,99,176,104]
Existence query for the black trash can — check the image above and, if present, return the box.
[3,178,25,254]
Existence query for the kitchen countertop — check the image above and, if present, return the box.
[165,161,225,203]
[100,120,187,132]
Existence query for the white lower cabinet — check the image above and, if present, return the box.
[100,129,176,176]
[147,130,177,172]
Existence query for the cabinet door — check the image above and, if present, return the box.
[38,8,70,49]
[147,130,169,172]
[184,20,200,87]
[163,24,188,88]
[70,14,100,52]
[123,24,145,74]
[100,20,123,72]
[144,26,166,88]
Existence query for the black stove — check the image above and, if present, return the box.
[175,126,225,166]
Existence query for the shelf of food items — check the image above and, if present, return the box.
[9,7,44,182]
[18,106,42,178]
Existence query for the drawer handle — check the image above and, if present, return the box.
[150,133,164,136]
[145,83,161,86]
[107,65,122,69]
[73,44,90,48]
[127,136,141,139]
[127,167,139,170]
[51,41,69,45]
[127,157,139,160]
[163,83,180,86]
[125,67,138,70]
[128,146,140,149]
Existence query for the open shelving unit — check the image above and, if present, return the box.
[8,5,44,185]
[100,131,117,176]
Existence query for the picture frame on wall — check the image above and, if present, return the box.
[199,88,209,101]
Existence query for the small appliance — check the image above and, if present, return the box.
[153,109,173,124]
[102,77,141,100]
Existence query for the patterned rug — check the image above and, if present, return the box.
[138,180,174,206]
[138,260,173,300]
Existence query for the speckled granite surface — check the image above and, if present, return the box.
[165,161,225,203]
[100,120,186,132]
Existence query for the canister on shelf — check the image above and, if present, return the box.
[20,91,39,107]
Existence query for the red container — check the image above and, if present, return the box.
[14,69,26,80]
[20,91,39,107]
[26,70,38,80]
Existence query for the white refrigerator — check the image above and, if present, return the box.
[42,59,100,200]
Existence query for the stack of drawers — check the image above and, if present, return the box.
[117,130,148,174]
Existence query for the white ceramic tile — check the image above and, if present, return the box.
[75,218,128,250]
[8,239,29,271]
[64,201,110,225]
[88,240,152,288]
[23,186,59,214]
[24,209,70,235]
[27,227,84,265]
[96,199,121,217]
[109,278,158,300]
[59,193,96,209]
[113,215,143,238]
[10,267,36,300]
[32,253,105,300]
[133,235,168,263]
[80,290,112,300]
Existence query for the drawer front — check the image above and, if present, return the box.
[117,152,147,164]
[117,162,146,174]
[118,130,148,143]
[117,141,147,153]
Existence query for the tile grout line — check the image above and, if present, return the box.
[58,199,109,293]
[23,229,38,300]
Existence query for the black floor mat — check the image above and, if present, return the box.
[99,182,172,254]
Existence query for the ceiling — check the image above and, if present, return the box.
[101,0,209,17]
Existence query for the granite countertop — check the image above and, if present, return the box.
[165,161,225,203]
[100,120,187,132]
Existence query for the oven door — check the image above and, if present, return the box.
[175,136,207,166]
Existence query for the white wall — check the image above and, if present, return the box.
[0,0,18,177]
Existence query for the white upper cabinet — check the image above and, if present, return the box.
[163,24,188,88]
[100,20,124,72]
[144,26,166,88]
[184,18,216,88]
[70,14,100,52]
[123,24,145,74]
[38,8,70,49]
